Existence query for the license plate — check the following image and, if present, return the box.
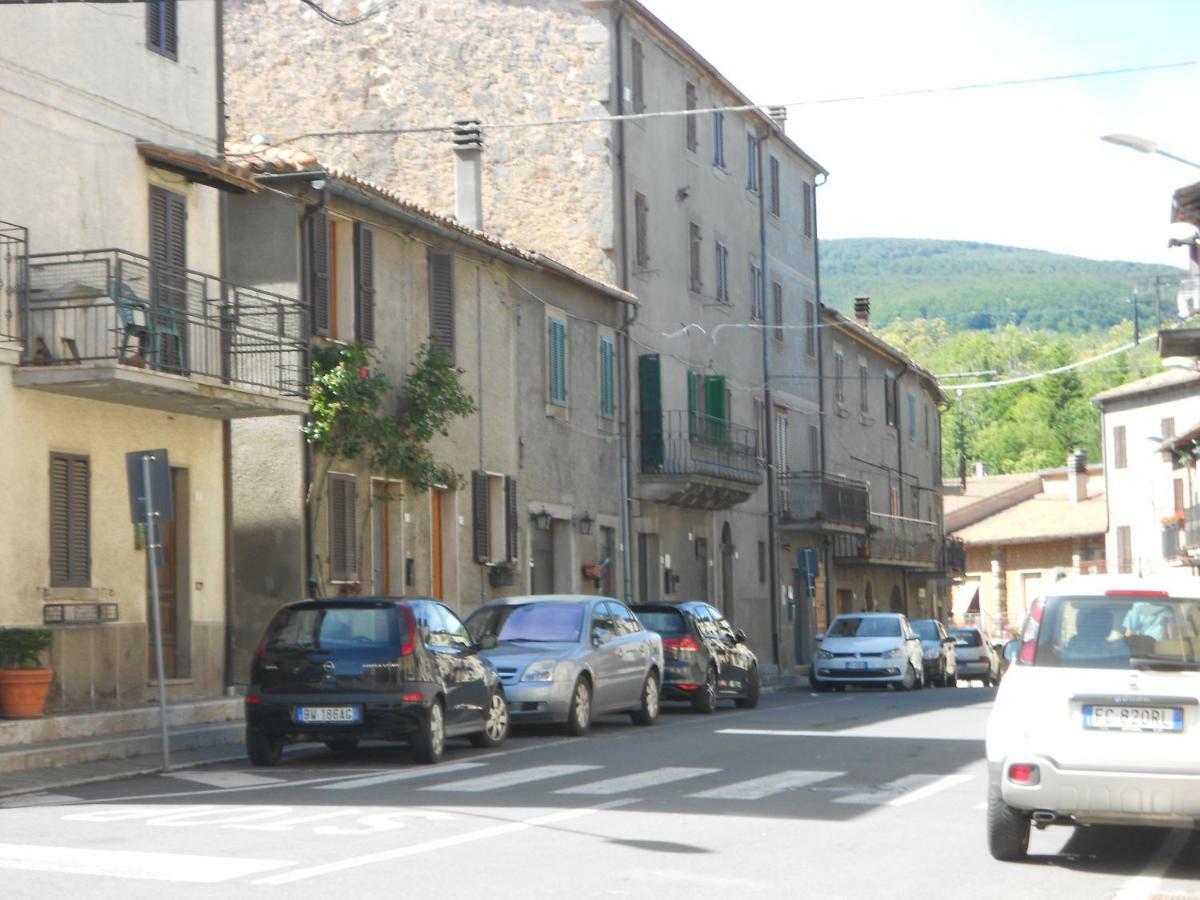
[293,705,362,725]
[1083,705,1183,733]
[848,661,869,670]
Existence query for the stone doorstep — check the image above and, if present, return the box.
[0,721,244,777]
[0,698,244,749]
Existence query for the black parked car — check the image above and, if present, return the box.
[632,601,760,713]
[245,598,508,766]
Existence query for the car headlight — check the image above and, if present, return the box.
[816,648,835,659]
[521,660,558,682]
[881,646,905,658]
[923,648,940,660]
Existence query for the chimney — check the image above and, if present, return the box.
[854,296,870,328]
[765,105,787,133]
[453,118,483,231]
[1067,449,1088,503]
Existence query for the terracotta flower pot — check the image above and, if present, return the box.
[0,668,54,719]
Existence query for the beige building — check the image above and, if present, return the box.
[0,3,306,711]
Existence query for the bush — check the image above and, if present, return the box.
[0,628,53,669]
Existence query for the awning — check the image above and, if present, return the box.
[1160,418,1200,455]
[137,142,259,194]
[952,581,980,620]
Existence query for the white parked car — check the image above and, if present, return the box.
[985,575,1200,861]
[948,625,1000,686]
[811,612,926,691]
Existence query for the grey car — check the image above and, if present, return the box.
[465,595,664,735]
[911,618,958,687]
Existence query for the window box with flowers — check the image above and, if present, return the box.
[1162,512,1186,528]
[487,561,516,588]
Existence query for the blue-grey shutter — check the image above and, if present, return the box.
[354,223,375,344]
[472,470,489,563]
[305,208,330,337]
[428,250,455,360]
[505,476,518,563]
[549,318,567,406]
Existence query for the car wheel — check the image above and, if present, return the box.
[949,671,958,687]
[692,666,719,714]
[810,672,831,692]
[735,665,761,708]
[470,689,510,748]
[323,739,359,752]
[987,782,1031,861]
[901,663,918,691]
[631,670,660,726]
[411,699,446,764]
[246,727,282,767]
[565,677,592,736]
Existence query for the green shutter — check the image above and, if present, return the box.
[600,338,615,419]
[548,318,567,406]
[639,354,663,468]
[705,375,726,441]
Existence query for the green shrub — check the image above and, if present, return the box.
[0,628,53,669]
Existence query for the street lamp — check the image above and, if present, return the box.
[1101,134,1200,170]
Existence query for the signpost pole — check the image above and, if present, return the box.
[141,452,171,771]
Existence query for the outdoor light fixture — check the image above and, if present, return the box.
[1101,134,1200,170]
[531,507,552,531]
[577,511,594,535]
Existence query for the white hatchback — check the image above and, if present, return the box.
[811,612,926,690]
[985,575,1200,861]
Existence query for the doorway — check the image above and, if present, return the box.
[531,523,554,593]
[148,467,188,679]
[431,488,446,599]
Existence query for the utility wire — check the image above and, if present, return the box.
[296,0,401,26]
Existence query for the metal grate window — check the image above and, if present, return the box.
[50,453,90,587]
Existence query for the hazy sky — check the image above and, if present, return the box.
[646,0,1200,266]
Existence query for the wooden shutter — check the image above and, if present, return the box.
[329,475,357,580]
[770,156,780,216]
[472,470,489,563]
[147,0,161,49]
[773,282,784,343]
[600,338,615,419]
[504,476,518,563]
[50,453,90,587]
[354,223,375,344]
[548,318,567,406]
[146,0,177,57]
[631,39,645,113]
[428,250,455,360]
[150,186,187,308]
[163,0,178,57]
[705,374,727,441]
[304,208,330,337]
[639,354,664,468]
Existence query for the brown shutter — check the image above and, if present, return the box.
[50,453,89,587]
[354,223,375,344]
[304,208,331,337]
[163,0,178,57]
[472,470,489,563]
[329,475,357,581]
[505,476,518,563]
[428,250,455,360]
[149,186,187,313]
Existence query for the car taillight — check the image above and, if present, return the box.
[675,683,698,691]
[399,605,416,656]
[254,642,266,659]
[1007,763,1039,785]
[245,694,261,705]
[1018,598,1044,664]
[663,636,699,652]
[1106,589,1168,598]
[401,692,423,703]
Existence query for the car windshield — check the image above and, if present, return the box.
[489,602,586,643]
[949,629,982,647]
[263,605,398,652]
[1031,595,1200,669]
[912,621,940,641]
[635,609,688,637]
[827,617,901,638]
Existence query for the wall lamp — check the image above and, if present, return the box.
[531,507,552,531]
[577,511,594,535]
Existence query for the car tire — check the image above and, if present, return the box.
[948,671,958,687]
[565,677,592,736]
[411,699,446,764]
[692,666,719,714]
[810,672,832,692]
[735,665,761,709]
[323,739,359,752]
[987,782,1031,862]
[469,688,510,748]
[631,670,660,726]
[246,728,282,767]
[901,663,918,691]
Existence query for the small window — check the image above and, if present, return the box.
[713,111,725,168]
[547,316,568,407]
[599,336,616,420]
[631,39,645,114]
[859,362,869,413]
[685,81,698,151]
[769,156,781,216]
[689,222,702,292]
[472,472,518,564]
[750,264,764,320]
[772,281,784,343]
[634,192,649,267]
[804,298,816,357]
[328,474,358,582]
[428,250,455,361]
[746,133,760,193]
[715,241,729,302]
[802,182,814,238]
[907,392,917,439]
[1117,525,1133,574]
[146,0,178,59]
[1113,425,1127,469]
[753,398,766,461]
[50,453,90,587]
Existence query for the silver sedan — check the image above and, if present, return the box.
[465,595,664,735]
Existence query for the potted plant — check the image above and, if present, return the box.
[0,627,54,719]
[488,560,516,588]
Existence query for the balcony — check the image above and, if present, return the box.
[1162,523,1181,562]
[833,513,941,569]
[1185,505,1200,554]
[778,472,869,532]
[942,536,966,575]
[0,220,26,362]
[640,410,763,509]
[15,248,309,418]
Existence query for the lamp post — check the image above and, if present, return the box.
[1101,134,1200,171]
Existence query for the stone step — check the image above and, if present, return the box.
[0,698,243,749]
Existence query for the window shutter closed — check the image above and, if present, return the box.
[472,470,489,563]
[354,223,376,344]
[505,476,518,563]
[639,354,664,468]
[704,374,727,441]
[548,318,567,406]
[329,475,357,581]
[305,208,330,336]
[163,0,177,57]
[50,453,90,587]
[600,338,615,419]
[149,186,187,313]
[147,0,161,49]
[428,251,455,360]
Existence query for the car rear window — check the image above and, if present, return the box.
[634,609,688,637]
[912,621,940,641]
[476,602,586,643]
[264,605,399,652]
[1030,595,1200,669]
[827,617,901,638]
[949,629,982,647]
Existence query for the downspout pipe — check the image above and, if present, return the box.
[757,130,780,669]
[813,174,834,632]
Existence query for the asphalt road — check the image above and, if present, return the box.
[2,685,1199,899]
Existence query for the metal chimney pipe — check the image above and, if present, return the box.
[453,118,483,230]
[854,296,870,328]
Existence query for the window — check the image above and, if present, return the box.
[753,398,766,461]
[1162,417,1177,464]
[802,181,814,238]
[634,192,649,267]
[750,264,764,320]
[713,111,725,168]
[472,471,518,564]
[772,281,784,343]
[1117,525,1132,574]
[599,336,616,420]
[689,222,702,292]
[1113,425,1127,469]
[884,374,897,427]
[775,410,789,475]
[715,241,729,302]
[924,404,930,448]
[631,39,645,114]
[808,423,820,469]
[769,156,781,216]
[804,298,816,357]
[606,601,642,636]
[685,81,698,151]
[890,485,900,517]
[428,250,455,360]
[50,453,89,587]
[746,133,760,192]
[547,315,568,407]
[757,541,767,584]
[858,362,869,413]
[834,351,845,403]
[328,474,358,582]
[303,207,331,337]
[146,0,177,59]
[907,392,917,439]
[353,223,375,344]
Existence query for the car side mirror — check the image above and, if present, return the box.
[591,628,605,647]
[943,637,955,646]
[734,628,748,644]
[477,634,498,650]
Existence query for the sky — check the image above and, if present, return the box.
[646,0,1200,266]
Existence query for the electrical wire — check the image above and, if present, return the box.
[296,0,402,26]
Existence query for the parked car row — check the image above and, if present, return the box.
[243,593,759,765]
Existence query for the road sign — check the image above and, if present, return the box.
[125,449,173,524]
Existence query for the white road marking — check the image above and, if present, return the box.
[689,770,844,800]
[974,801,987,810]
[832,774,946,805]
[254,799,637,885]
[556,767,719,796]
[0,793,81,809]
[420,764,601,793]
[165,772,284,789]
[1112,828,1193,900]
[716,727,977,741]
[886,773,973,806]
[315,762,486,790]
[0,843,293,883]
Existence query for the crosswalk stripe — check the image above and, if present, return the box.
[167,772,284,789]
[420,764,601,793]
[556,767,719,796]
[832,774,948,805]
[887,773,974,806]
[316,762,486,791]
[689,770,843,800]
[0,793,81,809]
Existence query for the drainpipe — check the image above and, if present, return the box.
[757,131,780,669]
[813,175,833,630]
[894,360,911,617]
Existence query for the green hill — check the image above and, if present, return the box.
[820,238,1183,332]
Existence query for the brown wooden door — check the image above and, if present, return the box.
[148,468,186,679]
[431,489,444,600]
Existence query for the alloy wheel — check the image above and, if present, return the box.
[574,681,591,730]
[486,692,509,742]
[429,701,445,756]
[645,674,660,719]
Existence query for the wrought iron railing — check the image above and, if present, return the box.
[21,249,308,397]
[942,536,966,574]
[1178,275,1200,318]
[641,410,762,485]
[1162,524,1181,561]
[833,513,940,566]
[0,220,26,346]
[778,472,869,527]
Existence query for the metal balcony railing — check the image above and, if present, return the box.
[778,472,869,528]
[1162,524,1181,561]
[21,249,308,397]
[0,220,26,345]
[641,410,762,485]
[1186,505,1200,551]
[834,513,940,566]
[942,536,966,574]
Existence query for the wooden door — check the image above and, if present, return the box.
[431,489,444,600]
[148,468,186,679]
